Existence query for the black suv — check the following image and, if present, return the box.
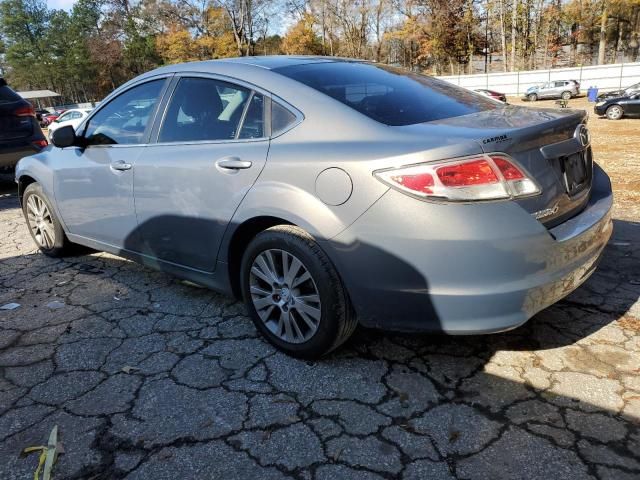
[0,78,48,171]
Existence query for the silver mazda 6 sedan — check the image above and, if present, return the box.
[15,56,613,358]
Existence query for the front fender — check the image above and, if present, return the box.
[15,149,69,232]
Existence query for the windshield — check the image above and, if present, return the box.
[274,62,499,126]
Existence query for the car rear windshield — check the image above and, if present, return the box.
[274,62,499,126]
[0,85,22,105]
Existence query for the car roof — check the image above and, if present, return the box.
[198,55,363,70]
[142,55,366,79]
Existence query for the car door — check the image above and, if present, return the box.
[53,77,169,248]
[625,94,640,115]
[132,75,270,271]
[539,82,551,98]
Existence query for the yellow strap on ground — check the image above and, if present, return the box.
[21,446,47,480]
[22,425,59,480]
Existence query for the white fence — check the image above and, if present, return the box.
[437,62,640,96]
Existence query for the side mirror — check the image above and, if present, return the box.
[51,125,77,148]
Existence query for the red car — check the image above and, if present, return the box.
[44,110,66,125]
[475,89,507,102]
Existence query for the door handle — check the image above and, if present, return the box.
[215,157,252,170]
[111,160,132,171]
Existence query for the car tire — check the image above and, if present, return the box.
[605,105,623,120]
[527,93,538,101]
[561,91,572,100]
[22,182,73,257]
[240,225,357,359]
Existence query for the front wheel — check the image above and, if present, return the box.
[22,182,73,257]
[561,91,572,100]
[241,225,357,358]
[606,105,623,120]
[528,93,538,102]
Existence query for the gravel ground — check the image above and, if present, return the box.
[0,101,639,479]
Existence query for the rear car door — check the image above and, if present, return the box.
[132,75,270,271]
[53,77,169,248]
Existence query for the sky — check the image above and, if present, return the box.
[47,0,76,11]
[45,0,293,35]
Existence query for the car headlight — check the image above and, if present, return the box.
[595,101,606,107]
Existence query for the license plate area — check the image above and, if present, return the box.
[561,151,591,196]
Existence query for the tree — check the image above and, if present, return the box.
[282,12,322,54]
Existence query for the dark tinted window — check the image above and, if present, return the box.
[272,101,298,135]
[274,62,498,126]
[84,79,164,145]
[0,85,21,104]
[159,77,251,142]
[238,93,264,139]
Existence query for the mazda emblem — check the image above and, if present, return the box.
[575,124,590,147]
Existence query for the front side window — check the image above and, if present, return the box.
[57,111,73,122]
[159,77,254,142]
[83,79,165,145]
[274,62,498,126]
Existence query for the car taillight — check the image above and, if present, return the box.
[374,154,540,202]
[32,139,48,149]
[14,105,35,117]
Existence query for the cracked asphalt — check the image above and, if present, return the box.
[1,164,639,479]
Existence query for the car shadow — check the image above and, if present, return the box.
[1,214,638,477]
[0,173,18,210]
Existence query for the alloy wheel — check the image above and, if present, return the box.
[26,194,55,249]
[606,106,622,120]
[249,249,321,344]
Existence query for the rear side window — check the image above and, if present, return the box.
[159,77,253,142]
[238,93,265,139]
[272,102,298,136]
[0,85,21,105]
[274,62,498,126]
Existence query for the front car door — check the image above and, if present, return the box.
[53,77,169,248]
[132,75,270,271]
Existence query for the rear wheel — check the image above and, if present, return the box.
[561,91,572,100]
[241,225,357,358]
[528,93,538,101]
[22,182,73,257]
[606,105,623,120]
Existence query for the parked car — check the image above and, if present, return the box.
[523,80,580,101]
[47,108,92,139]
[594,92,640,119]
[43,110,65,125]
[475,89,507,102]
[35,109,51,127]
[597,82,640,100]
[16,57,612,358]
[0,78,48,171]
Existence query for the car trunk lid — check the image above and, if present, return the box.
[426,105,592,227]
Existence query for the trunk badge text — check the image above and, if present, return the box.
[533,203,560,220]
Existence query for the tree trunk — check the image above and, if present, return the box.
[511,0,518,71]
[598,1,608,65]
[499,0,508,71]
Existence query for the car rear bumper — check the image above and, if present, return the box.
[324,164,613,334]
[0,144,41,168]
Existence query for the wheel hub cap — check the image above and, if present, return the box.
[26,194,55,249]
[249,249,321,344]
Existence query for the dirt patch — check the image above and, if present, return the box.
[508,96,639,220]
